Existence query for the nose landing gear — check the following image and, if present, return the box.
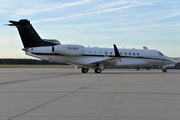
[162,65,167,73]
[162,69,167,73]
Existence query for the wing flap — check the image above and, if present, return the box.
[90,57,121,66]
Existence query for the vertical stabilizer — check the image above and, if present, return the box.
[8,19,58,48]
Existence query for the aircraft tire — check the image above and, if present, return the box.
[94,68,101,73]
[81,68,88,73]
[136,66,140,71]
[147,66,151,70]
[162,69,167,73]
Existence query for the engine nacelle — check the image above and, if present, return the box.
[53,44,84,56]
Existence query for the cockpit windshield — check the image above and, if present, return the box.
[159,52,164,56]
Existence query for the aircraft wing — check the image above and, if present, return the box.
[101,44,121,65]
[70,44,121,67]
[89,57,121,67]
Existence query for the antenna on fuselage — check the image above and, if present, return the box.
[143,46,148,49]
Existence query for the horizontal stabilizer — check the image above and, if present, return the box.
[26,52,49,61]
[8,19,31,27]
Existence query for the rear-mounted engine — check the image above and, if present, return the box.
[53,44,84,56]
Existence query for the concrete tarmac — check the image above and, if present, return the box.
[0,68,180,120]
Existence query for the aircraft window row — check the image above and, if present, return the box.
[88,51,140,56]
[123,52,139,56]
[89,51,103,54]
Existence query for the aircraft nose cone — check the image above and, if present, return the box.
[171,59,177,64]
[174,60,177,64]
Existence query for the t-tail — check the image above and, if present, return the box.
[8,19,58,48]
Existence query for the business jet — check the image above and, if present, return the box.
[8,19,177,73]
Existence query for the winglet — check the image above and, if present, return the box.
[113,44,121,57]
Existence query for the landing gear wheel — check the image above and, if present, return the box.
[147,66,151,70]
[94,68,101,73]
[162,69,167,73]
[136,66,140,71]
[81,68,89,73]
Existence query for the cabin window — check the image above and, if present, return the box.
[94,51,96,54]
[137,53,139,55]
[105,52,108,54]
[125,53,127,55]
[120,52,122,55]
[100,52,102,54]
[133,53,135,55]
[89,51,92,54]
[110,52,112,55]
[129,53,131,55]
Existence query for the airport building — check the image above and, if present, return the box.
[173,57,180,63]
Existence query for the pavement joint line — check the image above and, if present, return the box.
[7,74,115,120]
[0,73,79,85]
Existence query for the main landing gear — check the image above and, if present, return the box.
[81,68,89,73]
[146,66,151,70]
[81,67,102,73]
[94,68,101,73]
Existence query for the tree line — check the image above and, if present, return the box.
[0,58,68,65]
[0,58,179,69]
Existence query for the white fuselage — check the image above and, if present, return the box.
[25,45,176,69]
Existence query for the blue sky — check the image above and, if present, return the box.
[0,0,180,58]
